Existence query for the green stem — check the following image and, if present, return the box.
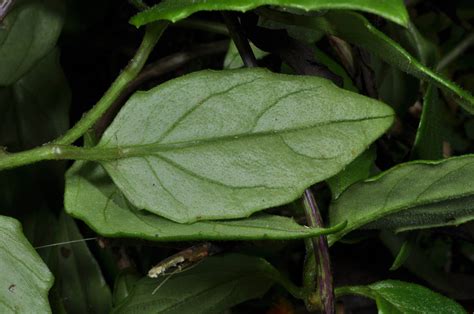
[0,145,120,171]
[54,21,168,145]
[334,285,374,299]
[273,272,306,300]
[437,33,474,71]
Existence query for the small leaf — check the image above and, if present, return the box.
[314,47,357,92]
[326,146,375,199]
[337,280,466,314]
[259,10,474,113]
[412,85,444,160]
[0,215,53,313]
[329,155,474,244]
[381,231,474,300]
[0,0,64,85]
[224,41,268,69]
[112,270,141,307]
[112,254,287,313]
[97,68,394,223]
[130,0,409,27]
[65,161,346,241]
[389,236,413,271]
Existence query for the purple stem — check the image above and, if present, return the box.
[304,189,334,314]
[0,0,15,22]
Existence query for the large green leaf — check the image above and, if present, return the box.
[336,280,465,314]
[112,254,289,313]
[49,212,112,314]
[259,10,474,113]
[0,48,70,151]
[0,0,64,86]
[97,68,394,223]
[0,215,53,313]
[130,0,409,27]
[24,210,113,313]
[329,155,474,244]
[0,48,70,216]
[65,161,346,241]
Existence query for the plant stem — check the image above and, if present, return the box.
[94,40,229,136]
[334,285,374,299]
[54,21,168,145]
[0,0,15,21]
[303,189,334,314]
[221,12,258,68]
[0,145,120,171]
[437,33,474,71]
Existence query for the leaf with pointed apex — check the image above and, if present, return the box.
[224,41,268,69]
[0,215,53,313]
[329,155,474,244]
[65,161,346,241]
[130,0,409,27]
[337,280,465,314]
[259,10,474,113]
[97,68,394,223]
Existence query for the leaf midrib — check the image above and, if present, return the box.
[99,114,393,159]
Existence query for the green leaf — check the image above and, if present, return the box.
[224,41,269,69]
[112,254,288,313]
[112,270,141,307]
[314,47,357,92]
[0,0,64,86]
[0,215,53,313]
[49,212,112,314]
[97,68,394,223]
[337,280,466,314]
[381,231,474,300]
[0,48,70,216]
[329,155,474,244]
[412,85,444,160]
[130,0,409,27]
[65,161,346,241]
[326,146,375,199]
[0,48,70,151]
[259,10,474,113]
[389,236,413,271]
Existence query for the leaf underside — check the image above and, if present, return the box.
[65,161,346,241]
[0,0,63,86]
[130,0,409,27]
[329,155,474,244]
[98,68,394,223]
[340,280,465,314]
[0,216,53,313]
[259,10,474,113]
